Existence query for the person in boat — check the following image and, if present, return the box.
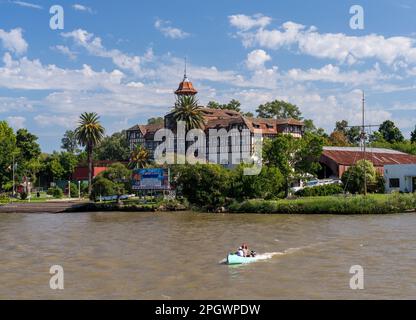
[236,247,244,257]
[242,244,249,257]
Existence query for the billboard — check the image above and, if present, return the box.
[131,168,170,190]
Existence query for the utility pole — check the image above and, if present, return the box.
[361,91,367,196]
[68,180,71,199]
[12,154,15,197]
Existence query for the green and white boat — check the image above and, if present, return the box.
[227,253,259,265]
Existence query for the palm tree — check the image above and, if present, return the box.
[129,145,150,169]
[75,112,105,195]
[172,95,204,131]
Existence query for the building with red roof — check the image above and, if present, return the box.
[319,146,416,179]
[126,72,305,165]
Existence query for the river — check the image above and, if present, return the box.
[1,211,416,299]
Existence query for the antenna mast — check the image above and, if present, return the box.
[361,90,367,196]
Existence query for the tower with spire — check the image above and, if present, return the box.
[175,57,198,96]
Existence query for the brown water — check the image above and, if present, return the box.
[1,211,416,299]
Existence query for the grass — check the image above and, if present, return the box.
[228,193,416,215]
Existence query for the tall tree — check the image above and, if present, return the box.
[0,121,17,191]
[172,95,204,131]
[15,129,41,185]
[256,100,302,120]
[378,120,404,143]
[75,112,105,195]
[61,130,80,154]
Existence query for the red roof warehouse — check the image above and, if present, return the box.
[319,147,416,179]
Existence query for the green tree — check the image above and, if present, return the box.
[99,163,131,202]
[172,95,204,131]
[61,130,80,154]
[378,120,404,143]
[411,126,416,144]
[174,164,231,209]
[206,99,242,112]
[263,133,323,196]
[59,152,78,180]
[0,121,17,191]
[90,176,115,201]
[334,120,360,145]
[75,112,105,195]
[256,100,302,120]
[95,131,130,161]
[230,165,285,200]
[147,117,164,125]
[15,129,41,184]
[341,160,377,194]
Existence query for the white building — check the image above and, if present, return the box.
[384,164,416,193]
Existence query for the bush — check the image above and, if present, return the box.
[0,193,9,203]
[228,194,416,215]
[69,182,79,198]
[47,187,63,199]
[295,183,343,197]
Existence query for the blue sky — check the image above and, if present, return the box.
[0,0,415,152]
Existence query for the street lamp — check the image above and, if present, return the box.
[78,181,81,200]
[68,180,71,199]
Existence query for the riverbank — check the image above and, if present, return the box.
[0,200,89,213]
[228,194,416,215]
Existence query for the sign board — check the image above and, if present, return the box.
[132,168,170,190]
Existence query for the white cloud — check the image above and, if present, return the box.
[0,28,28,55]
[7,116,26,129]
[61,29,152,74]
[228,14,272,31]
[0,52,124,90]
[246,49,271,70]
[154,19,190,39]
[232,18,416,65]
[72,4,93,13]
[286,63,388,85]
[52,45,77,60]
[34,114,77,128]
[12,1,42,10]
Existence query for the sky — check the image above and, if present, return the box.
[0,0,415,152]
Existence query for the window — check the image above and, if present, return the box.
[389,178,400,188]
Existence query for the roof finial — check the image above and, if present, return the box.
[184,56,187,80]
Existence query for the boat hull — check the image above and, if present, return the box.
[227,253,258,265]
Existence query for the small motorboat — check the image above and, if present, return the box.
[226,253,259,265]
